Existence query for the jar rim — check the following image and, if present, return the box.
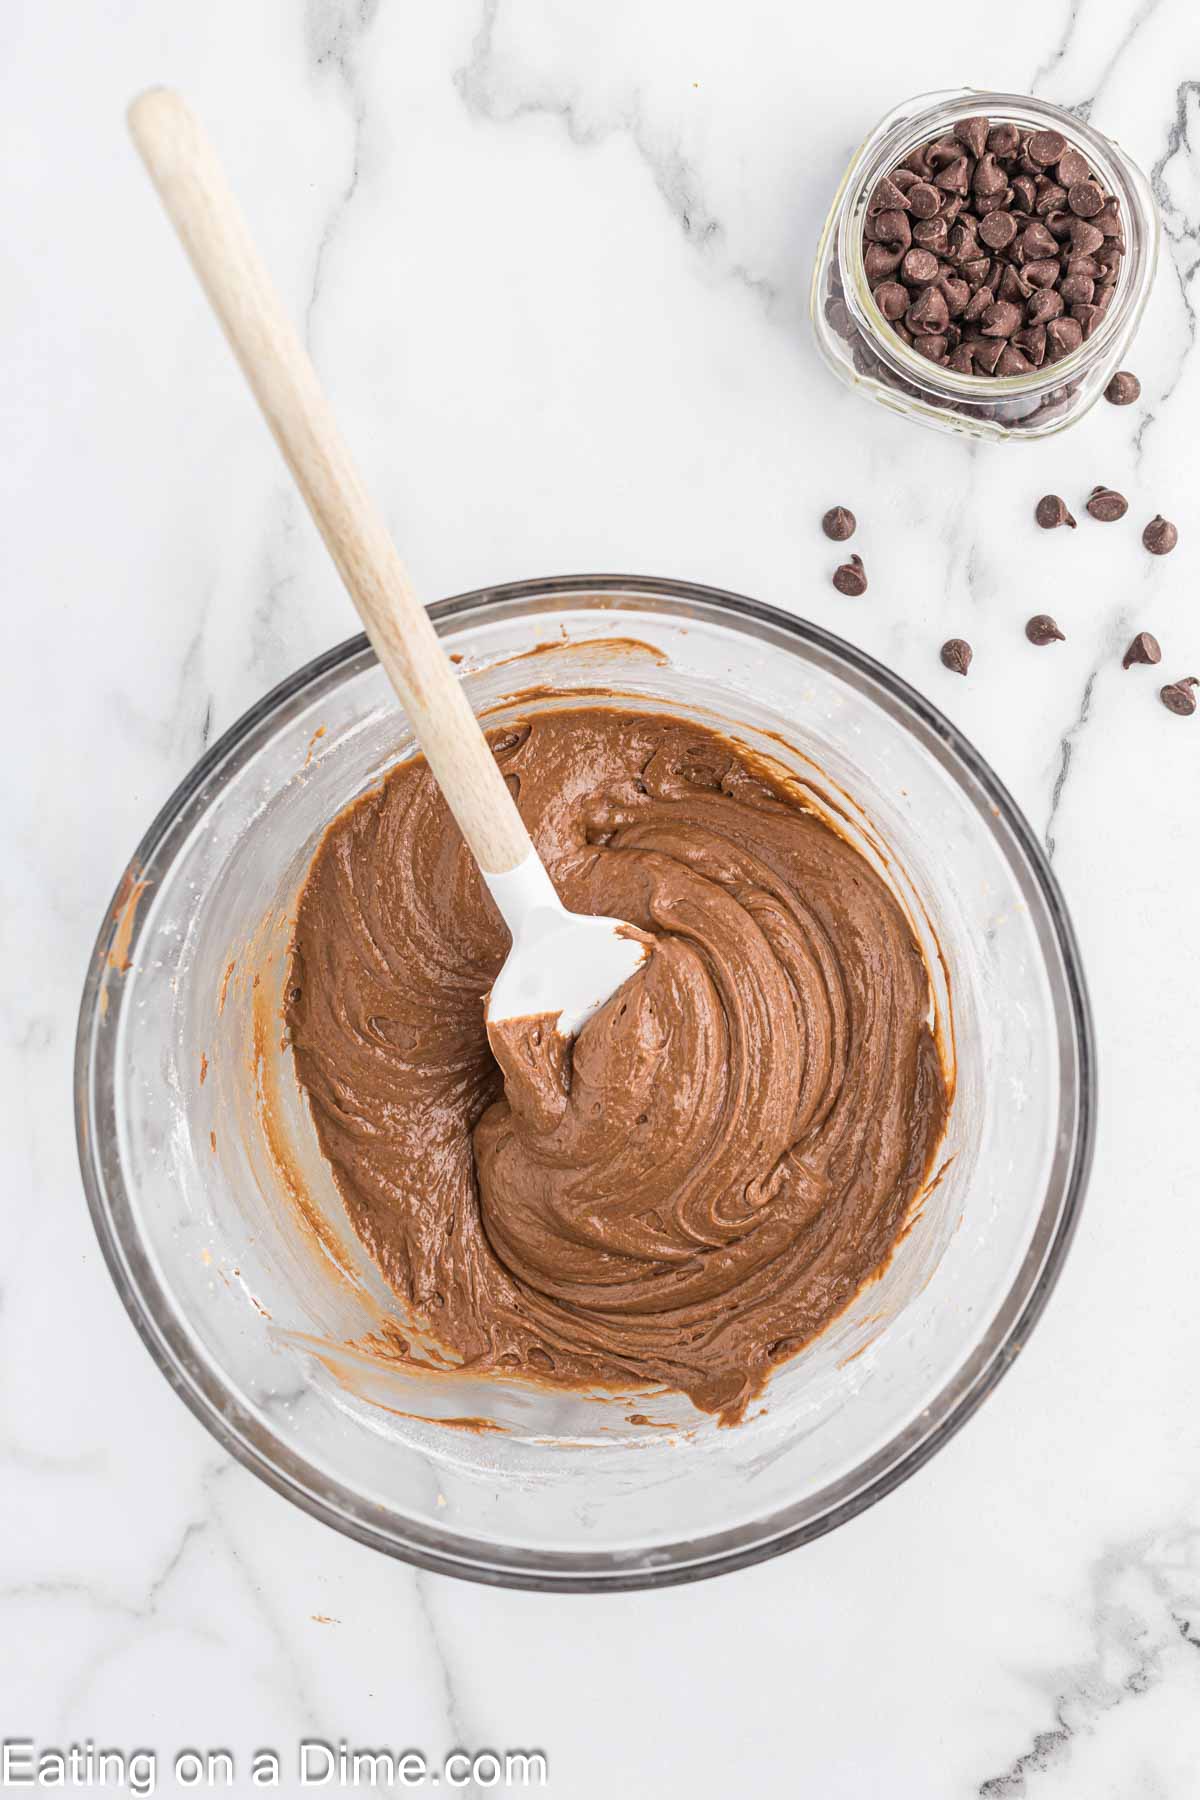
[835,88,1158,403]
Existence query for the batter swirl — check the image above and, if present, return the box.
[287,708,948,1424]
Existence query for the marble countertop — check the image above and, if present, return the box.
[7,1,1200,1794]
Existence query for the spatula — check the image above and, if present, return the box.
[128,88,649,1039]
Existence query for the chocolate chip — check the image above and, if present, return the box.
[1159,677,1198,716]
[1027,289,1065,325]
[1142,514,1178,555]
[988,123,1021,157]
[972,336,1006,374]
[1023,258,1062,291]
[1045,316,1084,361]
[1104,368,1141,404]
[1026,614,1065,645]
[1013,324,1047,366]
[1059,272,1095,306]
[908,286,950,334]
[1036,493,1077,529]
[979,210,1018,249]
[872,209,913,247]
[907,182,942,220]
[912,215,950,254]
[1069,218,1106,258]
[832,554,868,596]
[939,275,971,318]
[1020,220,1060,260]
[1034,182,1069,218]
[956,116,990,160]
[901,248,941,285]
[870,175,911,215]
[864,243,905,281]
[972,152,1008,198]
[1086,485,1128,522]
[1068,181,1105,218]
[1000,264,1031,304]
[1122,631,1161,669]
[927,136,965,170]
[822,505,857,542]
[981,299,1023,338]
[1056,147,1091,186]
[940,638,973,674]
[874,281,909,321]
[1008,174,1034,212]
[1028,130,1067,168]
[1072,303,1106,340]
[994,345,1028,375]
[935,156,971,196]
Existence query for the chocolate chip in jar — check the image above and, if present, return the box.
[862,113,1124,380]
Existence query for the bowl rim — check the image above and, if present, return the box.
[75,573,1096,1591]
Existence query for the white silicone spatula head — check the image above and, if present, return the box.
[483,856,649,1039]
[127,88,650,1039]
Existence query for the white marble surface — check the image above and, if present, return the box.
[6,1,1200,1794]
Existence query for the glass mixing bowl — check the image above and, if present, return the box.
[75,577,1094,1590]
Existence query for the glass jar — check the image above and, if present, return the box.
[811,89,1158,441]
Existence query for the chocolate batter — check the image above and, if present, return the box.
[286,708,949,1425]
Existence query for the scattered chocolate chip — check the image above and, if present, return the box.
[1159,677,1198,716]
[1142,514,1178,556]
[940,637,973,675]
[1086,484,1128,522]
[822,505,857,542]
[1036,493,1077,529]
[1122,631,1161,669]
[1026,614,1065,645]
[832,554,868,596]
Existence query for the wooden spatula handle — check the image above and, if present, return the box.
[128,87,533,877]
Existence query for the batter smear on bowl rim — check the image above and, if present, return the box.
[286,706,950,1425]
